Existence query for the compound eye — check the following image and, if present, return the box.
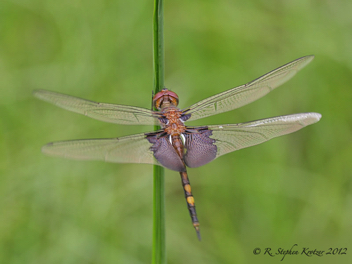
[153,91,165,109]
[153,97,162,109]
[166,91,179,106]
[169,96,179,107]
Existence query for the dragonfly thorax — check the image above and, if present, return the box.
[161,108,186,136]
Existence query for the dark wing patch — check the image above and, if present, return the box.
[183,129,217,168]
[147,134,186,172]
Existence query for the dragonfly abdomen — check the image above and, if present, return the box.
[180,171,201,241]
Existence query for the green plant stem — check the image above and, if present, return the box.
[152,0,166,264]
[153,0,164,92]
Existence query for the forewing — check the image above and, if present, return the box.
[34,89,158,125]
[41,132,159,166]
[207,113,321,158]
[185,56,314,121]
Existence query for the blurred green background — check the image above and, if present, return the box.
[1,0,351,263]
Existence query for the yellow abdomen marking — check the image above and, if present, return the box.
[184,184,192,193]
[187,196,195,206]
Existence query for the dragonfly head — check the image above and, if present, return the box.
[153,88,179,110]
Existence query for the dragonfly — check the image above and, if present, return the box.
[34,55,321,240]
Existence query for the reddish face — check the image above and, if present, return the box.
[153,88,179,110]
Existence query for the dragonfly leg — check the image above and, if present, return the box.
[180,171,201,241]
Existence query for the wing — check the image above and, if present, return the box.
[33,89,158,125]
[184,56,314,121]
[41,132,160,166]
[183,129,217,168]
[146,134,185,172]
[207,112,321,159]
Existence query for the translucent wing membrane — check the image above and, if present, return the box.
[42,133,160,166]
[208,112,321,158]
[185,56,314,121]
[33,90,158,125]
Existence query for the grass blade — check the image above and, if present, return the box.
[152,0,166,263]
